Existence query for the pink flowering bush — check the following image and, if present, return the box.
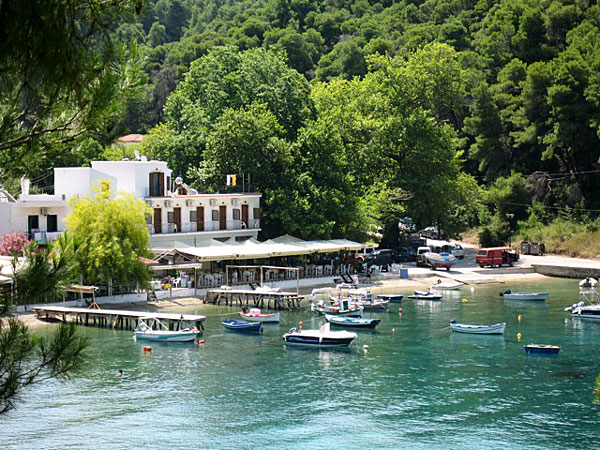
[0,231,31,256]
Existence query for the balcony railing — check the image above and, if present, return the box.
[149,219,260,234]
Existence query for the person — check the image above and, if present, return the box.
[367,270,372,284]
[118,369,123,376]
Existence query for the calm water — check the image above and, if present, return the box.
[2,278,600,449]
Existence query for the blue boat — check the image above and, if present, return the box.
[325,314,380,329]
[524,344,560,355]
[221,319,262,332]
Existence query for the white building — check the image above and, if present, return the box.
[0,159,261,249]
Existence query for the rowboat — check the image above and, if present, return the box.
[239,308,280,323]
[325,314,380,329]
[376,294,403,303]
[500,291,549,301]
[524,344,560,355]
[408,290,442,300]
[431,281,464,291]
[221,319,262,332]
[450,320,505,335]
[134,317,199,342]
[283,323,357,348]
[425,252,457,271]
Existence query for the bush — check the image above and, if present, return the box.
[478,220,510,247]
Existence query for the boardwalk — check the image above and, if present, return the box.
[205,288,304,310]
[33,306,206,331]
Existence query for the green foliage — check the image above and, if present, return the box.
[478,218,511,248]
[64,183,152,287]
[0,318,88,415]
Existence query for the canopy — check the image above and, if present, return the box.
[270,234,305,243]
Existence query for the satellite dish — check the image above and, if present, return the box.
[175,177,183,185]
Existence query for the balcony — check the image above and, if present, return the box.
[148,219,260,234]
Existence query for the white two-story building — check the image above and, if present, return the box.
[0,159,261,249]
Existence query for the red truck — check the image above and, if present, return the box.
[475,247,519,268]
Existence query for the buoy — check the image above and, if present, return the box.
[518,314,522,323]
[517,332,522,342]
[197,339,205,345]
[299,321,304,329]
[363,345,369,350]
[143,346,152,351]
[461,298,468,303]
[398,308,402,314]
[392,327,397,333]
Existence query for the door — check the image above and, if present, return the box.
[196,206,204,231]
[47,215,58,233]
[149,172,165,197]
[153,208,162,234]
[28,215,39,239]
[173,207,181,233]
[241,204,249,228]
[219,205,227,230]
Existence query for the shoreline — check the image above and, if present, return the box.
[14,271,550,329]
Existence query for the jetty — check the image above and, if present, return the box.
[33,306,205,331]
[204,288,304,310]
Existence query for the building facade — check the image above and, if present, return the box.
[0,159,261,249]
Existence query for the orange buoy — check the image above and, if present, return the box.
[398,308,403,314]
[299,321,304,329]
[143,346,152,351]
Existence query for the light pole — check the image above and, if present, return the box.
[506,213,514,248]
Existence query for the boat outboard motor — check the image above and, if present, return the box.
[500,289,511,296]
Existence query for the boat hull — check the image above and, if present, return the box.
[450,323,505,335]
[239,312,280,323]
[283,335,355,348]
[571,305,600,319]
[524,344,560,355]
[502,292,549,301]
[221,320,262,332]
[134,331,198,342]
[325,315,380,329]
[431,282,464,291]
[376,294,403,303]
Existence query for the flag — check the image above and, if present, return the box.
[226,174,237,186]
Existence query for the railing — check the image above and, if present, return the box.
[151,219,260,234]
[29,230,64,244]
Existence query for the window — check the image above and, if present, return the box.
[253,208,260,219]
[232,208,240,220]
[167,212,174,223]
[149,172,164,197]
[190,210,197,222]
[47,215,58,233]
[211,210,219,221]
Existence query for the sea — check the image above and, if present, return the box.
[1,277,599,449]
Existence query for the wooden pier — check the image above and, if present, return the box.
[205,288,304,310]
[33,306,206,331]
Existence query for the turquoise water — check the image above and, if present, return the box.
[2,278,600,449]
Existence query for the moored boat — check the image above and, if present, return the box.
[221,319,263,332]
[376,294,403,303]
[524,344,560,355]
[347,289,389,311]
[325,314,380,329]
[408,290,442,300]
[282,323,357,348]
[240,307,280,323]
[134,317,200,342]
[566,278,600,319]
[431,280,464,291]
[310,288,363,316]
[500,290,549,301]
[450,320,505,335]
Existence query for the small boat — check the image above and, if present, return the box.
[565,280,600,319]
[425,252,457,271]
[347,289,389,311]
[134,317,199,342]
[282,323,357,348]
[408,290,442,300]
[450,320,505,335]
[524,344,560,355]
[325,314,380,329]
[376,294,403,303]
[239,308,280,323]
[221,319,262,332]
[310,288,363,317]
[431,280,464,291]
[500,290,549,301]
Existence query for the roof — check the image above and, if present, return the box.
[116,134,145,144]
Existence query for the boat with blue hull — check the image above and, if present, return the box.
[221,319,263,332]
[325,314,380,329]
[524,344,560,355]
[283,323,357,348]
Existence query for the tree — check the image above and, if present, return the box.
[0,318,88,415]
[64,183,152,287]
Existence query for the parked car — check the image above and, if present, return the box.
[362,249,399,272]
[475,247,519,268]
[396,246,417,262]
[416,246,431,267]
[353,246,376,263]
[451,244,465,259]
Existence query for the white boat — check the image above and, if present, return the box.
[408,290,442,300]
[566,280,600,319]
[239,308,280,323]
[283,323,357,348]
[310,288,363,316]
[430,280,464,291]
[134,317,199,342]
[450,320,506,335]
[500,290,549,301]
[347,289,389,311]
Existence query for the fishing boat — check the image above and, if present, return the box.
[134,317,200,342]
[282,323,357,348]
[376,294,403,303]
[430,280,464,291]
[310,288,363,317]
[524,344,560,355]
[408,290,442,300]
[239,307,280,323]
[325,314,380,329]
[565,278,600,319]
[347,289,389,311]
[450,320,506,335]
[500,290,549,301]
[221,319,263,332]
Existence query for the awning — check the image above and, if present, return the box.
[270,234,305,243]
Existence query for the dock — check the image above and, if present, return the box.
[205,288,304,310]
[33,306,206,331]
